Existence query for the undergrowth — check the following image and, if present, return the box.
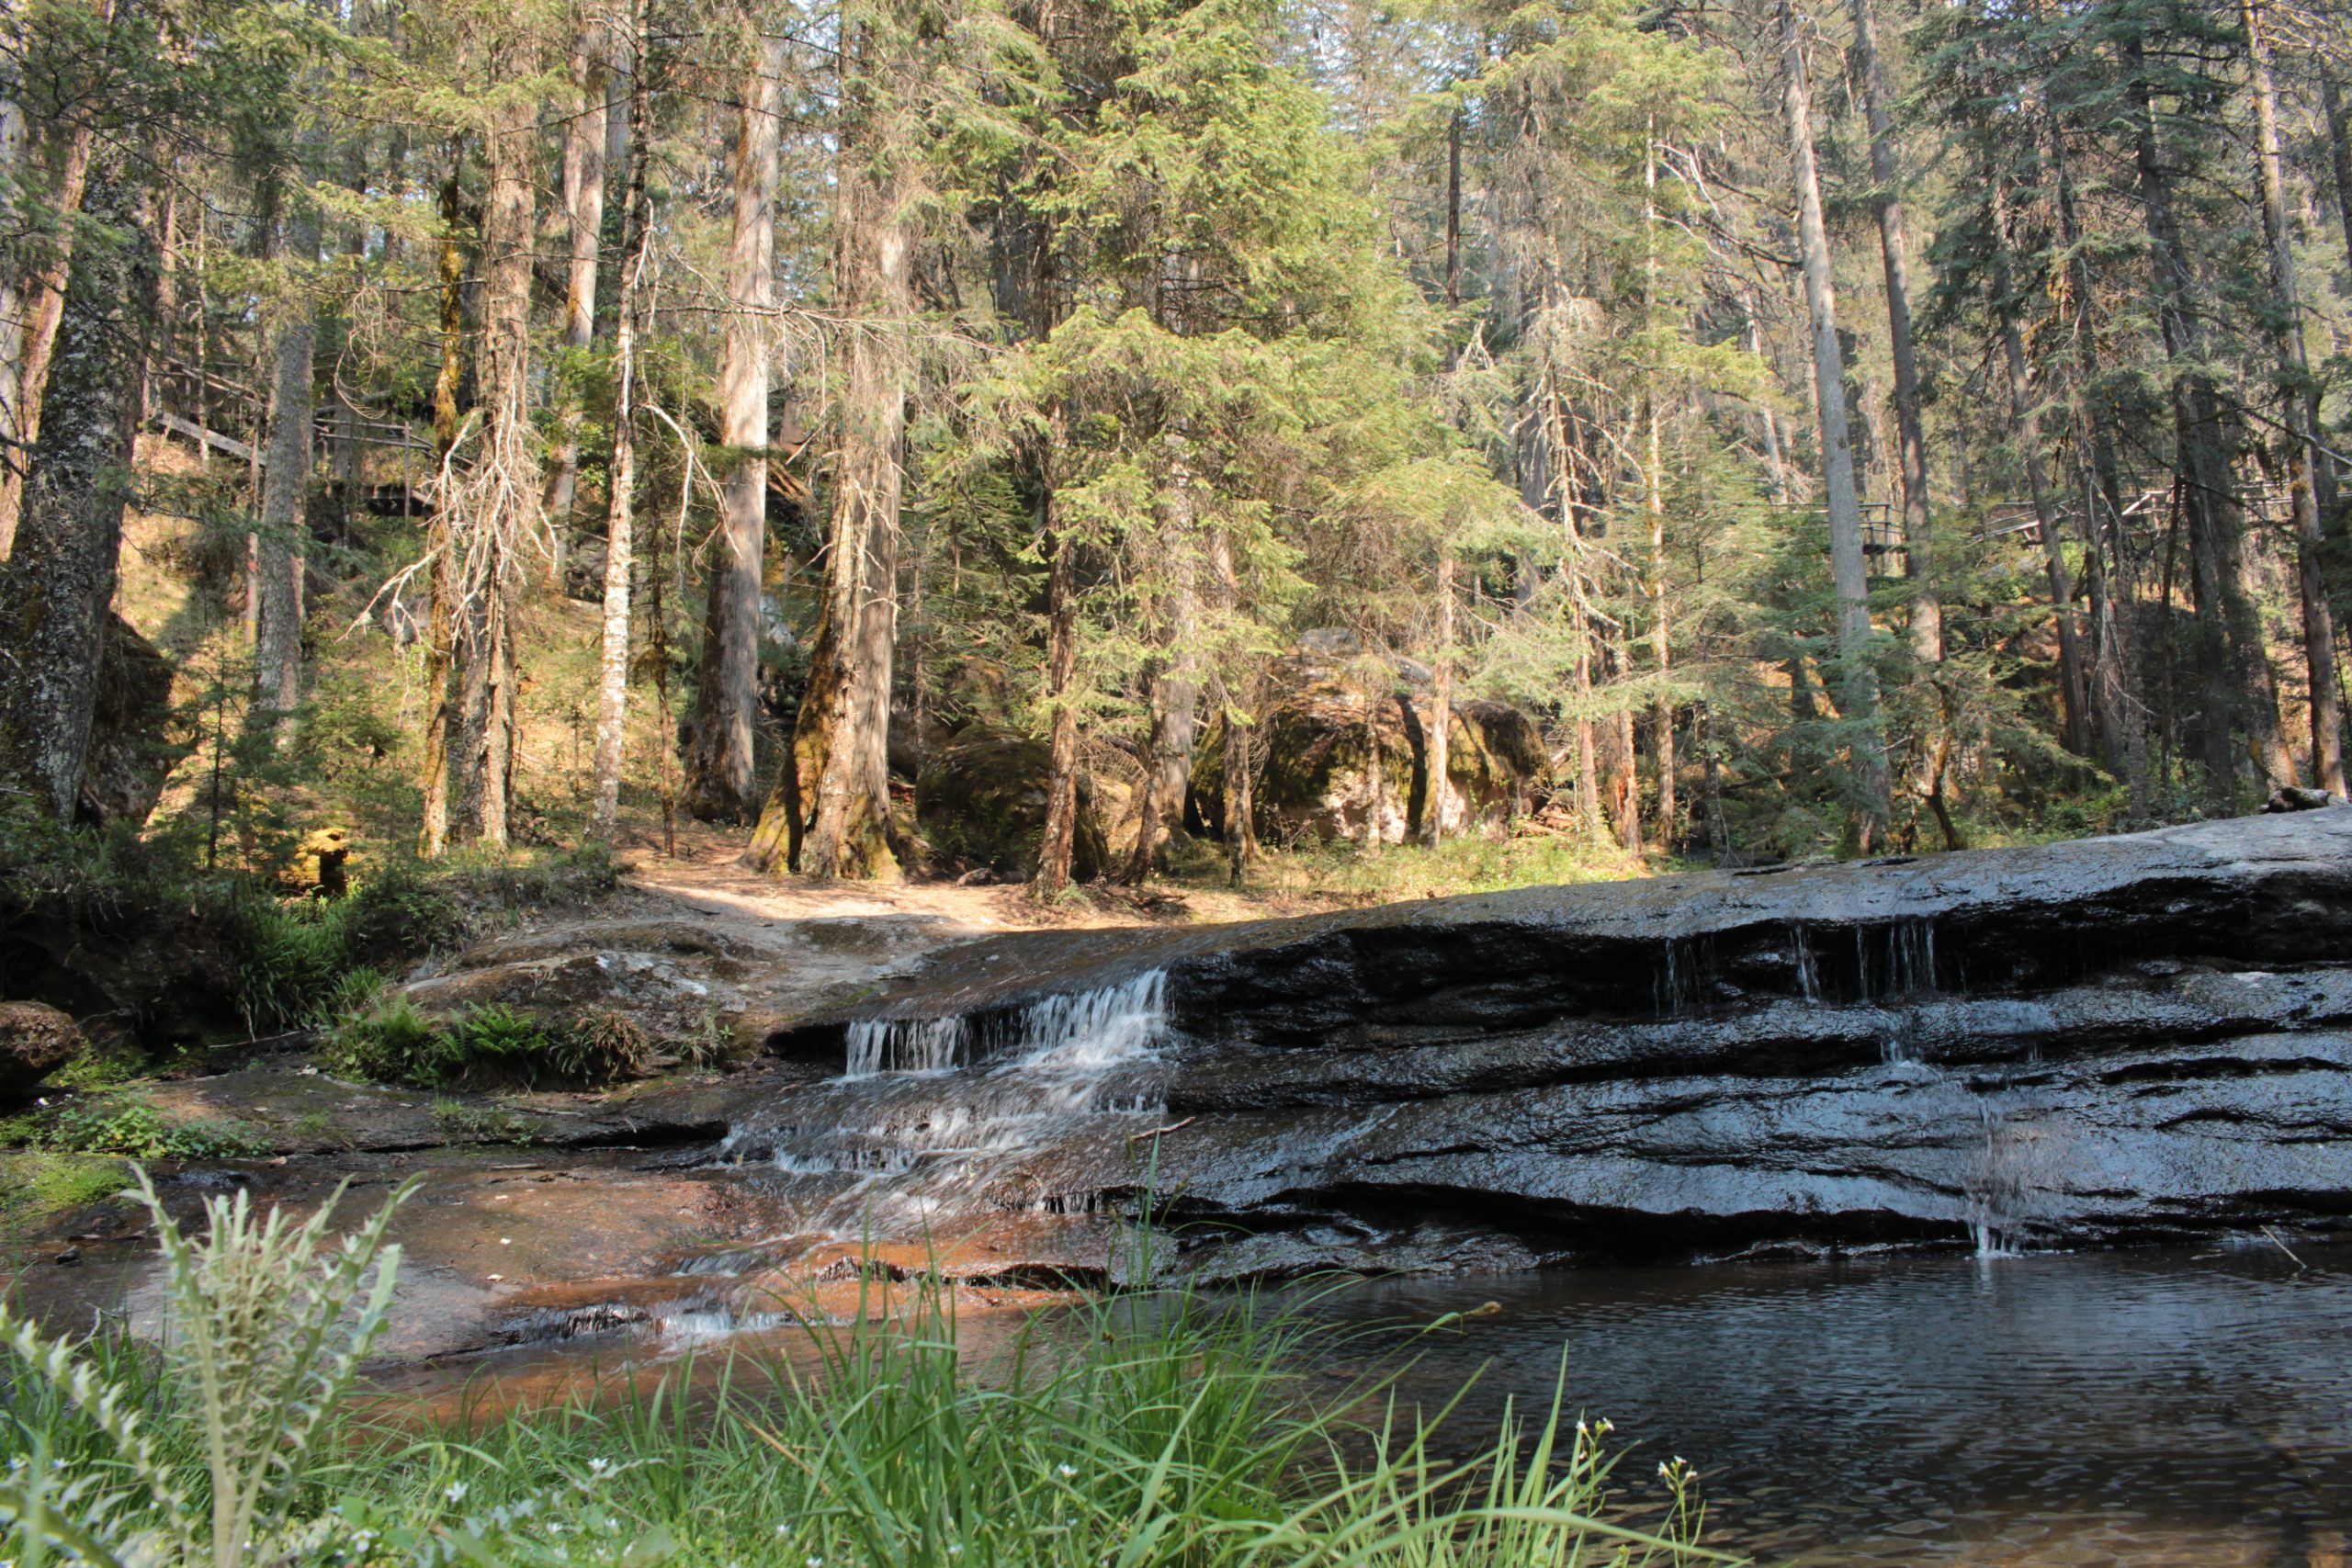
[326,998,651,1090]
[1,1095,266,1162]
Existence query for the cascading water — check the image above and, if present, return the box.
[728,971,1174,1237]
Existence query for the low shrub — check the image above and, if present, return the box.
[326,998,650,1091]
[322,994,444,1085]
[6,1094,266,1161]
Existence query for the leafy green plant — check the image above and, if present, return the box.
[17,1096,266,1161]
[322,993,445,1085]
[337,867,466,968]
[0,1167,416,1568]
[430,1099,546,1144]
[232,892,361,1033]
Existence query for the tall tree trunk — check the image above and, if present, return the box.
[1207,526,1256,881]
[2241,0,2343,794]
[591,0,650,840]
[418,141,468,859]
[252,200,319,731]
[1645,397,1674,846]
[1779,0,1891,831]
[539,27,608,547]
[1125,433,1201,883]
[1989,181,2089,755]
[1850,0,1938,663]
[1556,385,1601,838]
[0,160,148,818]
[1032,502,1080,897]
[452,57,542,849]
[0,10,105,560]
[685,31,786,823]
[1641,121,1675,848]
[1424,551,1455,844]
[2127,30,2288,805]
[768,38,911,880]
[2044,113,2138,786]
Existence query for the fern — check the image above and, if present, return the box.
[0,1166,416,1568]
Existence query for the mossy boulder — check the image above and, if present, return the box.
[1192,649,1546,846]
[1429,700,1547,835]
[0,1000,85,1105]
[916,728,1109,882]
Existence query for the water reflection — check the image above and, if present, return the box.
[1312,1246,2352,1566]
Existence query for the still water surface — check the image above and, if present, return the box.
[1310,1246,2352,1567]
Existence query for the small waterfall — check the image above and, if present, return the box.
[845,1015,969,1077]
[1655,936,1716,1018]
[843,971,1167,1079]
[739,971,1174,1236]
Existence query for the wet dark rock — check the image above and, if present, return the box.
[776,813,2352,1271]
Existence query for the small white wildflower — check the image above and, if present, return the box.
[588,1458,610,1476]
[807,1557,824,1567]
[775,1525,789,1536]
[1057,1462,1077,1479]
[445,1483,468,1504]
[948,1546,964,1558]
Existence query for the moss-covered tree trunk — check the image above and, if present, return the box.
[1423,551,1454,845]
[760,30,908,880]
[252,202,319,732]
[686,31,786,824]
[0,161,148,818]
[0,10,102,561]
[1126,432,1201,883]
[1033,511,1081,897]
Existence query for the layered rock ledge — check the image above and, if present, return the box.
[773,810,2352,1271]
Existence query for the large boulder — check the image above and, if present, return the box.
[1192,644,1547,846]
[916,728,1109,882]
[0,1000,85,1104]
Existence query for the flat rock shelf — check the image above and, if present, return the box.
[766,808,2352,1276]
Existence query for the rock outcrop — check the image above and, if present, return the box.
[1190,644,1544,846]
[772,810,2352,1271]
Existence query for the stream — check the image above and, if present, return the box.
[1316,1246,2352,1566]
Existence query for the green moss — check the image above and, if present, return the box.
[0,1150,132,1226]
